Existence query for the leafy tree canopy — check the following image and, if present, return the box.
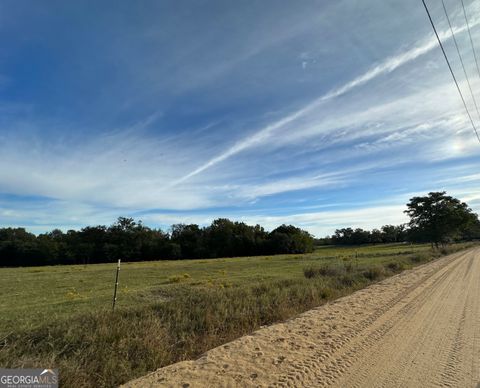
[404,191,479,247]
[0,218,314,267]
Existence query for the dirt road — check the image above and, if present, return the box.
[125,248,480,387]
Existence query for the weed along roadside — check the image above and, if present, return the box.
[0,243,475,387]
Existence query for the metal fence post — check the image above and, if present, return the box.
[112,259,121,311]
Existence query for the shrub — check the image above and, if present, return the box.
[168,275,183,283]
[409,252,430,263]
[319,287,334,299]
[303,266,318,279]
[385,262,405,272]
[362,266,385,280]
[339,274,356,287]
[344,262,353,273]
[318,265,341,276]
[303,265,341,279]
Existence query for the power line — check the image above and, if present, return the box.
[421,0,480,143]
[460,0,480,81]
[441,0,480,123]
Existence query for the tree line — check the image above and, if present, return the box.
[1,191,478,267]
[0,218,314,267]
[317,224,408,245]
[320,192,480,246]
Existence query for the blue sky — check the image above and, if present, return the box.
[1,0,480,236]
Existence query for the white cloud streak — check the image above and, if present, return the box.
[173,21,475,185]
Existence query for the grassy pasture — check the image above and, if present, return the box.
[0,243,474,386]
[0,243,430,334]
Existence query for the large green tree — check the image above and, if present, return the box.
[405,192,478,247]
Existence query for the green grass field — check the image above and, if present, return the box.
[0,243,436,334]
[0,243,475,387]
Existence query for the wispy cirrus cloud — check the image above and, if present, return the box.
[1,0,480,235]
[174,17,479,185]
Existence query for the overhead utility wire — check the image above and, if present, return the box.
[441,0,480,124]
[460,0,480,81]
[421,0,480,143]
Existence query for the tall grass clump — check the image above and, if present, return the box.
[303,264,341,278]
[385,261,407,272]
[362,266,385,281]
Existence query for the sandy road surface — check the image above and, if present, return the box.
[124,248,480,387]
